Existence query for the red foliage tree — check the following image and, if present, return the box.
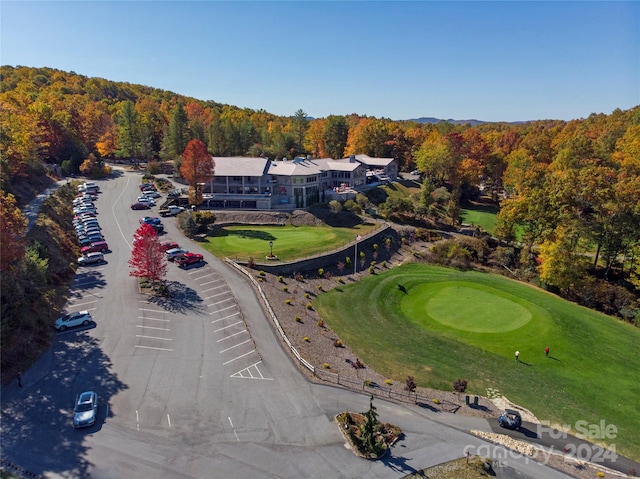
[179,139,214,205]
[128,223,167,287]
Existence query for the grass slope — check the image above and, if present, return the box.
[314,263,640,460]
[203,223,378,261]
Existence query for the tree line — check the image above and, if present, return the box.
[1,65,639,322]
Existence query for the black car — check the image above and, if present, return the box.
[498,409,522,430]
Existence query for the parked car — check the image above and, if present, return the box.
[142,190,161,198]
[55,310,93,331]
[151,223,164,233]
[78,234,104,244]
[73,391,98,428]
[81,241,109,254]
[78,238,94,247]
[159,241,179,252]
[140,216,161,225]
[498,409,522,430]
[175,252,204,267]
[131,202,151,210]
[165,248,188,261]
[137,196,155,206]
[139,182,156,191]
[78,252,105,265]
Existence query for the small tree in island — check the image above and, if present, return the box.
[128,223,167,291]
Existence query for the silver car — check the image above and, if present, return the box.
[73,391,98,428]
[54,311,93,331]
[78,252,105,266]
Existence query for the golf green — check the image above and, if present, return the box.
[406,282,532,333]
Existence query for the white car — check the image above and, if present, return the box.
[54,311,93,331]
[165,248,188,261]
[137,196,155,206]
[142,190,161,198]
[73,391,98,428]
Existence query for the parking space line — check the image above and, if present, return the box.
[134,345,173,351]
[193,272,217,280]
[223,350,255,365]
[209,305,237,315]
[136,325,170,331]
[213,321,243,332]
[137,316,170,322]
[217,330,248,342]
[205,291,230,300]
[200,279,223,286]
[207,297,234,307]
[136,335,172,341]
[188,269,207,275]
[139,308,166,313]
[201,283,225,293]
[70,300,98,308]
[219,339,251,353]
[211,312,241,323]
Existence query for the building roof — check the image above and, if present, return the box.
[212,157,269,177]
[347,154,395,167]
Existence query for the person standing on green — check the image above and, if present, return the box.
[515,351,520,361]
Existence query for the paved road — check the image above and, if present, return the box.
[0,170,592,478]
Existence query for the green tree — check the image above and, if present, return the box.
[115,100,139,161]
[292,109,309,154]
[323,115,349,159]
[162,102,189,160]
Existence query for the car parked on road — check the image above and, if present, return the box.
[175,252,204,267]
[131,202,151,210]
[165,247,188,261]
[78,252,105,265]
[55,310,93,331]
[73,391,98,428]
[498,409,522,430]
[142,190,161,198]
[81,241,109,254]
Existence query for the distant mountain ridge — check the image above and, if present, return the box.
[407,117,488,126]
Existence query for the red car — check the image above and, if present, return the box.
[159,241,179,252]
[175,252,203,267]
[81,241,109,254]
[131,202,151,210]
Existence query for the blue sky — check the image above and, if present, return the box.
[1,1,638,122]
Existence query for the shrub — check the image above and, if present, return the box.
[306,303,313,310]
[318,268,324,278]
[317,319,324,327]
[295,316,302,322]
[303,336,310,342]
[247,257,256,269]
[324,271,332,280]
[258,277,263,282]
[317,285,323,291]
[282,286,288,292]
[304,293,310,299]
[453,378,468,393]
[364,379,372,387]
[433,398,441,404]
[338,278,345,284]
[285,299,292,305]
[368,266,375,274]
[259,270,265,276]
[277,275,284,283]
[334,339,343,347]
[323,363,330,369]
[384,379,392,385]
[404,376,417,392]
[381,261,387,268]
[294,273,304,282]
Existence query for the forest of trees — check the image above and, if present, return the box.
[1,65,639,324]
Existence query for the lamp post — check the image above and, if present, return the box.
[269,241,274,258]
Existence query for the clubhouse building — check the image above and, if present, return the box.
[200,154,398,210]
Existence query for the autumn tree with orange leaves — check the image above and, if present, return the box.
[0,191,28,271]
[180,139,215,206]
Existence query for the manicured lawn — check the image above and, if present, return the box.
[201,223,380,262]
[460,204,499,234]
[314,263,640,460]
